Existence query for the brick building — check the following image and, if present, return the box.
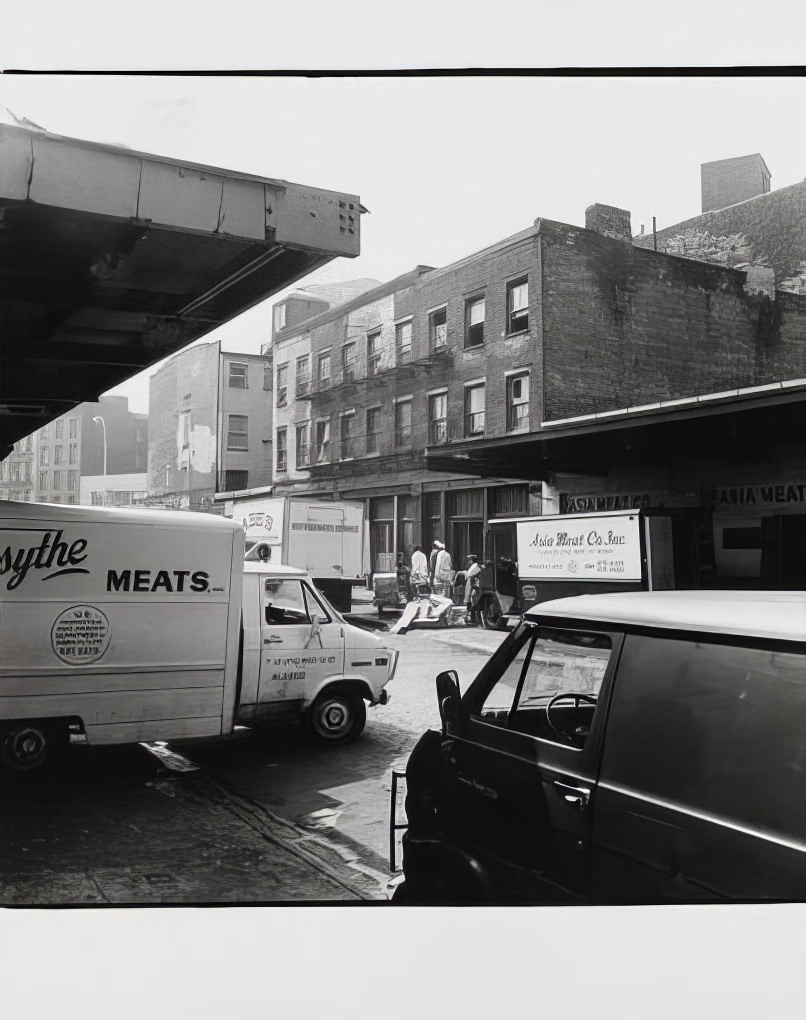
[271,191,806,590]
[0,395,147,506]
[635,154,806,293]
[147,342,272,509]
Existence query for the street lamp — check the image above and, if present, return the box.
[92,416,107,476]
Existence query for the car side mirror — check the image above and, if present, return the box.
[436,669,461,735]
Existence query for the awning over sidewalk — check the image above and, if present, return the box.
[0,122,362,453]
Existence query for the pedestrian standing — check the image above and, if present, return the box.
[433,543,454,598]
[411,544,429,592]
[463,554,482,625]
[428,540,442,587]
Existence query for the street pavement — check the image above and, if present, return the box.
[0,593,509,906]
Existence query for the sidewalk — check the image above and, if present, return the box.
[0,751,388,906]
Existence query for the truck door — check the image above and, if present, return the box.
[444,623,620,903]
[257,576,345,716]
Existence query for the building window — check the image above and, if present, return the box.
[367,330,382,377]
[366,407,381,455]
[68,419,78,439]
[69,444,77,465]
[429,307,447,351]
[340,412,355,460]
[507,373,530,432]
[315,419,331,463]
[53,470,64,490]
[429,392,448,445]
[276,428,287,472]
[341,342,357,382]
[395,399,412,449]
[228,362,248,389]
[38,470,48,490]
[227,414,248,451]
[39,446,49,467]
[54,420,64,439]
[225,469,249,491]
[396,320,413,365]
[507,278,529,334]
[295,355,311,397]
[273,303,286,333]
[54,445,64,466]
[67,471,78,492]
[464,382,486,437]
[263,363,272,391]
[276,364,288,407]
[296,422,311,468]
[465,296,485,348]
[318,350,332,383]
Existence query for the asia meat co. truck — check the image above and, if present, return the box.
[0,501,396,771]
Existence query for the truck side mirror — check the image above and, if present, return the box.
[436,669,461,735]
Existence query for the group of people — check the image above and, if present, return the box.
[396,540,483,626]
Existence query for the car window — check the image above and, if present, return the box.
[263,579,310,625]
[601,634,806,840]
[303,584,332,624]
[476,627,613,747]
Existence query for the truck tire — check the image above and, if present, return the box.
[307,688,367,745]
[479,595,507,631]
[1,724,51,773]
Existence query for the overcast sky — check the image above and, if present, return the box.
[2,71,805,412]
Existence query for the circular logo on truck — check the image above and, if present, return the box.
[51,605,111,665]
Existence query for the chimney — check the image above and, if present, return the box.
[585,204,632,243]
[701,154,771,213]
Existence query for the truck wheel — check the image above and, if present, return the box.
[307,689,367,745]
[1,725,50,772]
[480,596,505,631]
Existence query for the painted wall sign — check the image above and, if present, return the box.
[709,483,806,507]
[561,492,698,514]
[516,513,643,581]
[51,605,111,665]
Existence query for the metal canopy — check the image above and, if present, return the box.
[425,391,806,481]
[0,122,362,454]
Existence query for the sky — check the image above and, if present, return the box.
[2,72,805,413]
[2,8,806,1013]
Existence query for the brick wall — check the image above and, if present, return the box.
[701,154,770,213]
[541,219,806,422]
[634,179,806,285]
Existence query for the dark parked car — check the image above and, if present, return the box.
[393,590,806,904]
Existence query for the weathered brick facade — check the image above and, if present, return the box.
[701,153,771,214]
[541,218,806,422]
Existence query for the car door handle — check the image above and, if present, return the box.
[264,637,283,644]
[553,780,590,811]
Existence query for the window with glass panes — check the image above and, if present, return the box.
[296,422,311,467]
[228,362,248,388]
[429,307,447,351]
[276,364,288,406]
[318,350,331,382]
[429,392,448,445]
[465,296,485,347]
[276,427,287,471]
[367,330,382,377]
[507,372,530,431]
[340,412,355,460]
[366,407,381,455]
[315,419,331,462]
[227,414,248,451]
[396,320,412,364]
[464,383,486,436]
[507,278,529,334]
[296,354,310,397]
[395,399,412,448]
[342,342,357,382]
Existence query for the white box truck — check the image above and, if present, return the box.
[220,494,367,611]
[0,501,397,771]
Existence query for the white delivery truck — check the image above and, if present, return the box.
[0,501,397,771]
[218,494,367,612]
